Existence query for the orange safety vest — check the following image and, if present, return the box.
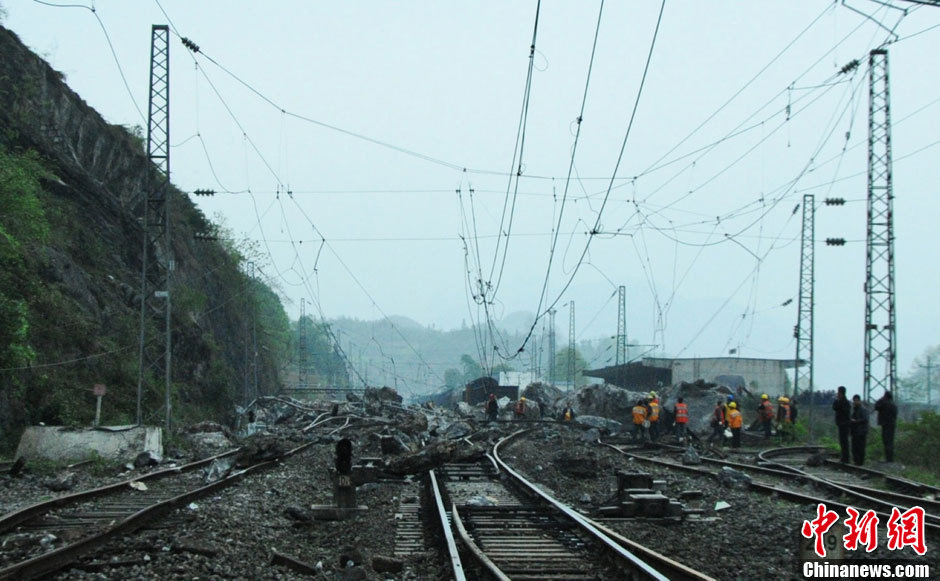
[564,409,572,421]
[760,400,775,420]
[632,405,648,425]
[713,406,726,424]
[649,400,660,422]
[675,403,688,424]
[780,403,791,423]
[728,409,743,429]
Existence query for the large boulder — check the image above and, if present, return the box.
[562,384,648,424]
[522,382,564,414]
[575,415,622,434]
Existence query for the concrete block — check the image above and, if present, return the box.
[15,425,163,463]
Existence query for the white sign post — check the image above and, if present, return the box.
[93,383,106,426]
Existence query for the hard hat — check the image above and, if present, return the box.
[782,396,790,403]
[778,396,786,402]
[761,394,769,400]
[726,394,735,401]
[650,391,657,397]
[520,397,526,401]
[728,402,737,409]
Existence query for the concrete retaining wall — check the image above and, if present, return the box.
[15,425,163,463]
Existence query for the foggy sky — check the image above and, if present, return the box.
[5,0,940,394]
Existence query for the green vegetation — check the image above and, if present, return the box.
[0,145,48,370]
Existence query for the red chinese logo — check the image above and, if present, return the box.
[843,507,879,552]
[801,503,840,557]
[886,506,927,556]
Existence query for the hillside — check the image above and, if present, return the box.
[0,25,292,450]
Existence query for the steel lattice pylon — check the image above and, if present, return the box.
[616,285,627,366]
[567,302,575,390]
[137,25,171,429]
[548,309,556,386]
[864,49,897,403]
[793,194,815,399]
[298,298,308,389]
[794,194,815,438]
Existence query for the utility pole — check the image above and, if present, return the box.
[919,356,933,406]
[794,194,815,439]
[568,301,575,391]
[863,48,898,404]
[548,309,556,387]
[136,25,171,431]
[298,298,308,390]
[250,262,258,399]
[616,286,627,366]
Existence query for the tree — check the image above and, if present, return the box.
[443,368,463,389]
[553,347,587,387]
[460,354,483,381]
[900,344,940,404]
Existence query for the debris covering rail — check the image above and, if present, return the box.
[0,442,315,580]
[606,444,940,537]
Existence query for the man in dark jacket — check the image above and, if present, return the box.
[873,391,898,462]
[832,386,852,463]
[850,394,870,466]
[485,394,499,422]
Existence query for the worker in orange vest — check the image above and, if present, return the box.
[728,402,743,448]
[757,394,775,439]
[631,399,649,443]
[514,397,527,420]
[647,392,661,441]
[707,399,727,445]
[673,397,689,443]
[776,396,793,442]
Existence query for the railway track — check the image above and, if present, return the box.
[429,430,712,580]
[604,442,940,536]
[0,442,317,580]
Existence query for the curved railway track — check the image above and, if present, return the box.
[603,442,940,536]
[429,430,713,580]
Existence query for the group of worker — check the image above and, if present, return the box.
[703,393,797,448]
[631,391,690,443]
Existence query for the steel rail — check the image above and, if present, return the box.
[493,430,673,581]
[0,448,240,534]
[757,448,940,526]
[0,441,316,580]
[654,447,940,515]
[450,503,509,581]
[428,469,467,581]
[606,445,940,536]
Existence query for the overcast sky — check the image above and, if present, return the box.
[5,0,939,394]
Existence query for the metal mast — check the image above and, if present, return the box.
[136,25,171,430]
[567,302,575,390]
[794,193,815,439]
[616,285,627,365]
[298,298,308,389]
[548,309,556,386]
[863,48,897,403]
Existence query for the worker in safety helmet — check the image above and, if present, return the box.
[673,397,689,443]
[757,394,775,439]
[631,399,649,443]
[727,402,743,448]
[560,404,575,422]
[776,396,793,442]
[707,399,727,445]
[514,397,527,419]
[647,392,661,442]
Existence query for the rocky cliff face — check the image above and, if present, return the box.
[0,25,286,449]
